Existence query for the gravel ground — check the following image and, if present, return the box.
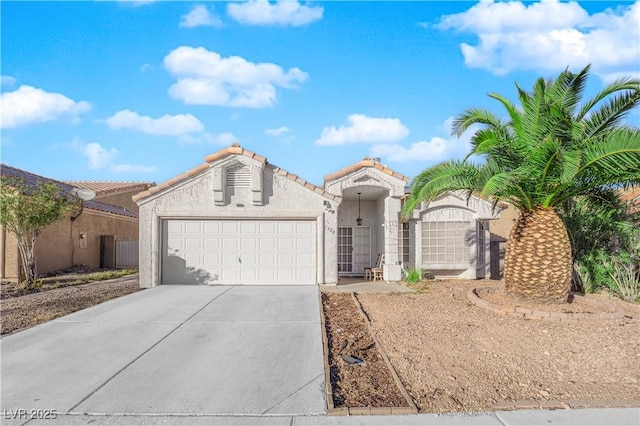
[1,278,142,335]
[357,279,640,413]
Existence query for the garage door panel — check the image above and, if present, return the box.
[185,222,202,234]
[185,253,202,265]
[163,220,316,285]
[204,222,220,233]
[204,238,220,250]
[241,238,257,249]
[240,269,257,281]
[222,238,239,249]
[223,222,239,233]
[259,222,276,233]
[241,222,258,233]
[258,269,276,281]
[203,253,220,264]
[259,239,275,250]
[277,253,294,266]
[167,237,183,251]
[277,269,294,281]
[185,238,202,249]
[259,253,275,264]
[296,239,312,250]
[296,270,313,281]
[296,253,313,266]
[278,238,294,250]
[296,222,314,234]
[278,222,295,234]
[167,221,184,233]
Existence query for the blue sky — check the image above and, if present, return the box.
[1,0,639,187]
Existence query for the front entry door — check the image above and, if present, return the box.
[338,226,371,276]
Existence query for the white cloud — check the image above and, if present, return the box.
[164,46,307,108]
[369,117,478,163]
[315,114,409,146]
[265,126,291,137]
[81,141,157,173]
[1,85,90,129]
[180,5,223,28]
[210,132,237,145]
[437,0,640,80]
[84,142,117,170]
[178,132,238,145]
[227,0,323,27]
[370,138,450,163]
[1,75,16,86]
[106,109,204,136]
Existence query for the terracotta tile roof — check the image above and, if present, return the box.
[324,157,410,183]
[64,181,154,196]
[1,164,138,219]
[133,143,340,203]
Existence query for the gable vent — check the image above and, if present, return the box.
[226,165,250,188]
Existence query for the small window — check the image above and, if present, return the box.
[226,165,250,188]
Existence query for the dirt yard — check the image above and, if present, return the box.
[355,279,640,413]
[1,270,141,335]
[321,292,409,409]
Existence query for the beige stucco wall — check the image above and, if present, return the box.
[95,190,142,214]
[0,226,22,280]
[1,210,138,281]
[490,203,519,241]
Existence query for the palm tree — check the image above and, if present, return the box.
[403,65,640,303]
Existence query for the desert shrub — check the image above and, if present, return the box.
[406,268,421,284]
[20,279,43,291]
[608,262,640,302]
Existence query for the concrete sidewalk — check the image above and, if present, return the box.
[7,407,639,425]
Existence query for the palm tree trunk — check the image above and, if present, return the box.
[504,207,572,303]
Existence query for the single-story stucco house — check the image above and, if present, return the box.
[0,164,150,280]
[133,144,502,288]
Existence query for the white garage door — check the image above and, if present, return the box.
[162,220,316,285]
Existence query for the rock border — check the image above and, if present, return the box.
[468,286,625,322]
[318,291,418,415]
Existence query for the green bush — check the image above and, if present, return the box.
[406,268,421,284]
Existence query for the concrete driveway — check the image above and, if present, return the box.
[1,285,326,422]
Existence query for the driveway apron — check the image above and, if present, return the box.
[1,285,326,419]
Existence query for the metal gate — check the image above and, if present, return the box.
[116,240,139,268]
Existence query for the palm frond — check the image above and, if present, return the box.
[581,89,640,140]
[488,92,523,135]
[578,129,640,181]
[451,108,504,137]
[402,161,480,218]
[577,76,640,120]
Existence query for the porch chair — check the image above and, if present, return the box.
[365,253,384,281]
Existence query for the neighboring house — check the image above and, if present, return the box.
[620,186,640,213]
[0,165,146,280]
[134,144,501,288]
[64,181,153,215]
